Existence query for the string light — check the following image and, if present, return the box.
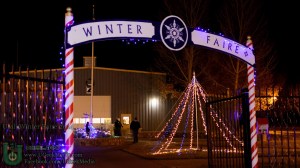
[121,38,157,45]
[1,69,65,167]
[152,74,243,155]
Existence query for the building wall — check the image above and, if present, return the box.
[74,67,169,131]
[11,67,172,131]
[73,95,111,128]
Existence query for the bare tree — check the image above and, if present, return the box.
[154,0,277,95]
[215,0,277,90]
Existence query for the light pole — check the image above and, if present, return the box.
[193,72,199,150]
[90,4,95,124]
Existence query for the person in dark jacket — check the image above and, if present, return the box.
[114,118,123,136]
[130,117,141,143]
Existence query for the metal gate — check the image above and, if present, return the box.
[206,86,300,168]
[206,91,246,168]
[0,65,65,167]
[256,86,299,168]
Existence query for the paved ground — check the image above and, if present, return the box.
[73,139,209,168]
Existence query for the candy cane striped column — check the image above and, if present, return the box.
[246,36,258,168]
[65,7,75,168]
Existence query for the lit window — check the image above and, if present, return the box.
[122,116,130,125]
[80,118,88,124]
[74,118,79,124]
[92,118,100,123]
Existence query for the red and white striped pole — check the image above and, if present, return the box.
[65,7,75,168]
[246,36,258,168]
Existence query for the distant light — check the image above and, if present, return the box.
[150,97,158,107]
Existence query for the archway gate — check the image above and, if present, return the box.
[64,7,257,168]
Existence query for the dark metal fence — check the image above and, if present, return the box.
[206,86,300,168]
[0,65,65,167]
[206,93,245,168]
[256,86,300,168]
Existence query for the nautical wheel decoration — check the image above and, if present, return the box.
[160,15,188,51]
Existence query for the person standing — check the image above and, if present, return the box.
[114,118,123,136]
[130,117,141,143]
[85,122,90,138]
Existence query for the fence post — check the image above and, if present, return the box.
[242,88,252,168]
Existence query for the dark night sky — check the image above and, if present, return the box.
[1,1,162,72]
[266,1,299,83]
[1,1,299,82]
